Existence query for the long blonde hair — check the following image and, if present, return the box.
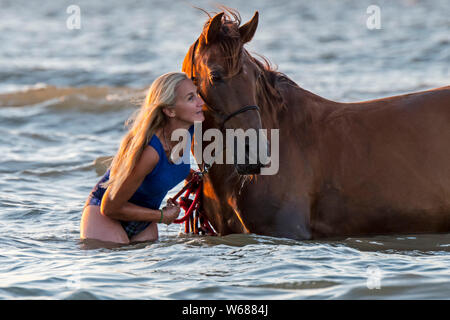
[103,72,188,198]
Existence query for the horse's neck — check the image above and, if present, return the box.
[262,73,341,129]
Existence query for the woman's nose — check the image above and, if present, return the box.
[197,96,204,106]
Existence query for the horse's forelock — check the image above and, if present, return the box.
[201,7,242,34]
[196,10,244,78]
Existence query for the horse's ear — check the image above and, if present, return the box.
[239,11,259,44]
[206,12,224,45]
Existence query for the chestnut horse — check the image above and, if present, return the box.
[182,10,450,240]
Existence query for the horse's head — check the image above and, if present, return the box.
[183,10,267,175]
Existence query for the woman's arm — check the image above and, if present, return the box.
[100,145,163,222]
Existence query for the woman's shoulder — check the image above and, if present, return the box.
[148,131,164,152]
[143,143,160,157]
[138,144,160,175]
[145,130,163,158]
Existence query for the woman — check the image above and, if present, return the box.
[80,72,205,244]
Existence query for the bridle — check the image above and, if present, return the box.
[189,38,260,129]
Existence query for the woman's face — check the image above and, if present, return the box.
[171,79,205,124]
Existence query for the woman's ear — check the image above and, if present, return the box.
[162,107,176,118]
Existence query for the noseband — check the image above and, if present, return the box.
[189,39,260,129]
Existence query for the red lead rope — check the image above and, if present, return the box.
[169,171,216,236]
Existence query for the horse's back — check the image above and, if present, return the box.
[312,86,450,238]
[321,86,450,197]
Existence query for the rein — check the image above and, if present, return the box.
[170,164,216,235]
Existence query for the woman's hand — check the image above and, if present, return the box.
[160,199,181,224]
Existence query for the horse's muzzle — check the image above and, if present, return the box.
[234,140,268,175]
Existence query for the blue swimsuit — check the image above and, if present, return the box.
[86,125,194,238]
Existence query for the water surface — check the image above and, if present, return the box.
[0,0,449,299]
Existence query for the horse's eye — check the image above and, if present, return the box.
[209,71,222,83]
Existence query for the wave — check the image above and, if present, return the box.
[21,162,96,178]
[0,85,147,110]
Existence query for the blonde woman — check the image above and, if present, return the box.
[80,72,204,244]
